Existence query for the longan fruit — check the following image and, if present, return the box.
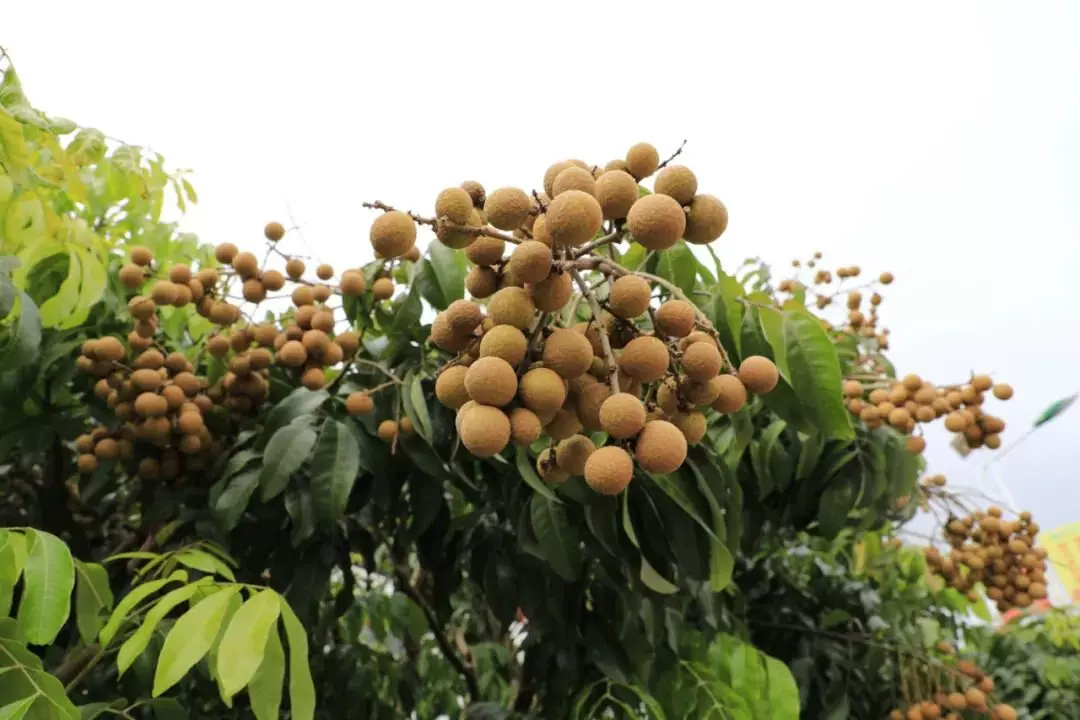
[964,688,986,710]
[465,236,505,267]
[93,438,119,462]
[77,453,99,474]
[584,446,634,495]
[442,300,481,336]
[131,368,163,392]
[119,263,145,289]
[372,277,395,300]
[671,410,707,445]
[338,269,366,297]
[377,419,398,444]
[542,329,594,379]
[544,190,603,247]
[654,165,698,206]
[594,169,638,220]
[992,383,1013,400]
[288,284,313,308]
[479,325,528,366]
[134,349,164,370]
[543,161,574,198]
[576,382,614,431]
[625,142,659,180]
[556,434,595,476]
[134,392,168,418]
[683,194,728,245]
[263,221,286,242]
[509,407,543,446]
[229,251,257,279]
[484,187,531,230]
[435,187,474,225]
[399,417,415,436]
[627,193,685,251]
[488,287,536,330]
[991,705,1016,720]
[608,275,651,319]
[209,301,239,325]
[598,393,646,439]
[619,336,669,383]
[463,266,498,299]
[842,380,863,398]
[435,366,470,410]
[985,433,1001,449]
[519,367,567,415]
[430,315,474,353]
[508,240,553,285]
[312,263,332,281]
[552,166,596,197]
[907,435,926,453]
[128,245,154,267]
[312,284,333,303]
[285,258,306,280]
[738,355,778,394]
[707,374,745,414]
[302,329,331,356]
[277,340,308,367]
[683,341,722,382]
[460,405,511,458]
[943,412,967,432]
[461,180,486,208]
[128,295,156,321]
[635,420,688,474]
[464,356,518,406]
[241,278,266,303]
[888,407,911,428]
[655,300,695,338]
[537,447,570,484]
[971,374,992,392]
[529,271,573,312]
[545,407,584,441]
[92,336,125,362]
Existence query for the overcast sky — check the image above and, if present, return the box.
[6,3,1079,543]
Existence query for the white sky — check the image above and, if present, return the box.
[6,2,1080,535]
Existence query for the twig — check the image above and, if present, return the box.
[363,200,521,245]
[520,312,550,374]
[574,229,626,258]
[351,358,403,384]
[393,568,481,701]
[656,139,688,171]
[569,268,619,394]
[531,190,548,213]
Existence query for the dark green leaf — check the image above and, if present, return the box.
[655,242,697,296]
[621,495,678,594]
[310,418,361,525]
[390,282,423,337]
[529,495,582,582]
[258,389,328,449]
[645,471,718,541]
[783,310,854,440]
[213,469,261,531]
[415,242,466,310]
[259,424,317,501]
[817,478,858,538]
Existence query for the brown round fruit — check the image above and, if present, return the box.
[479,325,528,366]
[584,446,634,495]
[377,419,398,443]
[435,366,471,409]
[484,187,531,231]
[435,187,474,225]
[464,356,518,407]
[264,221,286,241]
[509,240,553,284]
[635,420,688,474]
[466,266,499,298]
[556,434,595,476]
[654,165,698,206]
[598,393,646,439]
[619,336,669,383]
[738,355,778,394]
[286,258,306,279]
[627,194,686,251]
[655,300,695,338]
[119,263,145,289]
[608,275,651,319]
[594,170,638,220]
[552,166,596,197]
[460,405,511,458]
[519,367,567,415]
[509,407,543,445]
[683,341,722,382]
[529,271,573,312]
[625,142,660,180]
[372,277,395,300]
[683,195,728,244]
[488,287,536,330]
[542,328,594,379]
[544,190,603,247]
[340,270,366,296]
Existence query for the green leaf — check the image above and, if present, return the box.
[655,242,697,296]
[259,424,317,501]
[213,469,261,531]
[279,599,315,720]
[258,389,328,449]
[74,562,113,645]
[0,530,28,616]
[645,472,718,542]
[621,495,678,594]
[173,549,235,581]
[817,478,857,538]
[248,622,285,720]
[117,579,212,676]
[415,242,466,310]
[0,697,36,720]
[38,249,81,329]
[310,418,361,524]
[763,656,800,720]
[529,495,582,582]
[0,291,41,370]
[401,372,433,442]
[796,431,824,481]
[757,306,789,378]
[152,585,240,697]
[99,570,188,646]
[216,589,282,699]
[515,446,561,502]
[0,109,29,171]
[783,310,854,440]
[683,459,734,592]
[15,529,75,645]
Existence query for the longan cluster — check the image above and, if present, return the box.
[842,373,1012,454]
[925,506,1049,614]
[887,656,1015,720]
[75,224,402,480]
[370,141,777,496]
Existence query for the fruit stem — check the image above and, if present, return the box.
[568,267,620,394]
[520,312,550,375]
[574,229,625,258]
[350,358,403,385]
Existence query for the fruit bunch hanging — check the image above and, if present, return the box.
[366,142,780,496]
[74,222,408,484]
[888,651,1016,720]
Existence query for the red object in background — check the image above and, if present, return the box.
[516,607,528,624]
[1001,598,1053,625]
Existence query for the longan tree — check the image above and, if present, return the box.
[0,49,1043,720]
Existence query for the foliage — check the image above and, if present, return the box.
[0,49,1048,720]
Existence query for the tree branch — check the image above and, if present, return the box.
[363,200,521,245]
[393,568,480,702]
[569,268,620,394]
[520,312,550,374]
[657,139,688,171]
[574,229,625,258]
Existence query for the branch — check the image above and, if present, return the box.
[393,568,480,701]
[656,139,688,171]
[350,358,403,384]
[520,312,550,374]
[363,201,521,245]
[574,229,626,258]
[569,268,620,394]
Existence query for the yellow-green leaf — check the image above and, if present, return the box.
[116,578,212,676]
[279,599,315,720]
[152,585,240,697]
[248,623,285,720]
[38,248,81,328]
[15,529,74,645]
[215,590,281,699]
[74,562,113,645]
[98,570,188,646]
